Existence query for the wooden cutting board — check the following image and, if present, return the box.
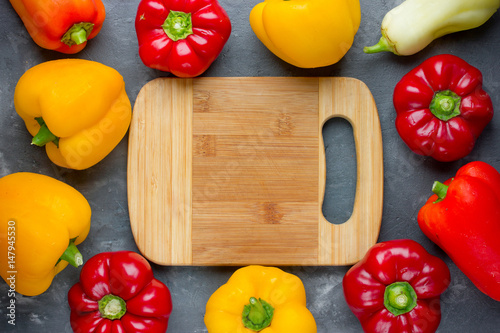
[128,77,383,266]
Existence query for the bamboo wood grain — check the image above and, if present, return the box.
[318,78,384,265]
[128,78,193,265]
[128,77,383,266]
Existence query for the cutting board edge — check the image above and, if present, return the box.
[128,76,383,266]
[317,77,384,266]
[127,77,194,266]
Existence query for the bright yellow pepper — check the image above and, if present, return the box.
[249,0,361,68]
[0,172,91,296]
[14,59,132,170]
[204,265,317,333]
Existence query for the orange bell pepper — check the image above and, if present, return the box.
[9,0,106,54]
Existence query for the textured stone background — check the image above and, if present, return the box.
[1,0,500,332]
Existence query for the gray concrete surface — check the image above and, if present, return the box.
[1,0,500,332]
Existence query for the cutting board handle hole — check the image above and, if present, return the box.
[321,117,357,225]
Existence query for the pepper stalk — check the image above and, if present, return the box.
[162,11,193,41]
[242,297,274,331]
[98,294,127,320]
[32,117,59,147]
[432,181,450,203]
[57,238,83,268]
[61,22,95,46]
[429,91,461,121]
[384,282,417,316]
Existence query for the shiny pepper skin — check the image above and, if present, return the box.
[393,54,493,162]
[0,172,91,296]
[418,161,500,301]
[205,265,317,333]
[14,59,132,170]
[249,0,361,68]
[9,0,106,53]
[68,251,173,333]
[343,239,450,333]
[135,0,232,77]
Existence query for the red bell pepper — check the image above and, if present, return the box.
[9,0,106,54]
[343,239,450,333]
[135,0,232,77]
[393,54,493,162]
[68,251,172,333]
[418,161,500,301]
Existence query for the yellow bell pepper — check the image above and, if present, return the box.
[204,265,317,333]
[14,59,132,170]
[249,0,361,68]
[0,172,91,296]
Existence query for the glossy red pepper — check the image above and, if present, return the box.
[343,239,450,333]
[393,54,493,162]
[68,251,172,333]
[418,161,500,301]
[135,0,231,77]
[9,0,106,54]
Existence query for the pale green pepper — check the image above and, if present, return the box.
[365,0,500,55]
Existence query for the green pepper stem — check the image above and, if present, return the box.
[32,117,59,147]
[162,10,193,41]
[98,294,127,320]
[429,90,461,121]
[363,36,396,54]
[60,22,94,46]
[384,282,417,316]
[432,181,449,202]
[70,28,88,45]
[58,239,83,268]
[242,297,274,331]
